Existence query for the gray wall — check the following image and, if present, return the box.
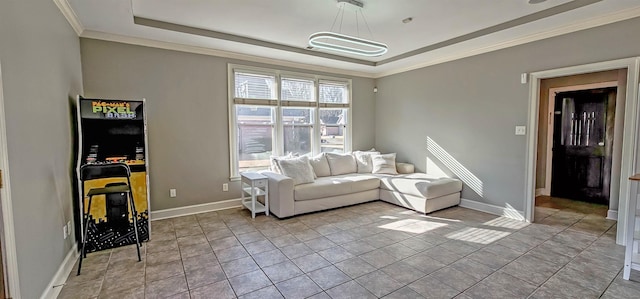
[0,1,83,298]
[375,17,640,211]
[80,39,376,211]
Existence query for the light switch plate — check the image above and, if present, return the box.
[515,126,526,135]
[170,189,177,197]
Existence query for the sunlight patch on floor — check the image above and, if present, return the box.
[378,219,447,234]
[483,217,529,229]
[446,227,510,244]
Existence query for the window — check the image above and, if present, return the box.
[283,107,313,157]
[319,80,348,104]
[281,77,314,102]
[229,65,352,178]
[235,72,276,100]
[320,108,347,153]
[319,80,350,153]
[236,106,274,171]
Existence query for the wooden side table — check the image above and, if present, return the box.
[240,172,269,218]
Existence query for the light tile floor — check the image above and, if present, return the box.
[58,201,640,298]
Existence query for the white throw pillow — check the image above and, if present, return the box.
[353,150,380,173]
[277,156,315,185]
[308,153,331,177]
[371,153,398,174]
[270,153,298,173]
[325,152,357,175]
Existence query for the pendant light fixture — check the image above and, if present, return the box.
[308,0,388,57]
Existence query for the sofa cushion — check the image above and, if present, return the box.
[376,173,462,199]
[396,162,415,174]
[372,153,398,174]
[354,150,380,173]
[270,153,296,174]
[277,156,315,185]
[326,153,357,175]
[294,174,380,201]
[309,153,331,177]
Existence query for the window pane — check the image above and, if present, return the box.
[281,78,314,102]
[235,72,276,99]
[319,82,348,104]
[320,109,346,153]
[236,106,273,172]
[283,108,313,156]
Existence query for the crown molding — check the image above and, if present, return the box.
[373,5,640,78]
[53,0,84,35]
[80,30,377,78]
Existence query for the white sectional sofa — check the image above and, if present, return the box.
[263,151,462,218]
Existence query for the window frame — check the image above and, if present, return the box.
[228,64,352,180]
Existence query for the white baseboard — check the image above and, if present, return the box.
[40,244,78,299]
[535,188,544,196]
[151,198,242,221]
[607,209,618,221]
[459,198,525,221]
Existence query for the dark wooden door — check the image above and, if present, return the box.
[551,88,616,204]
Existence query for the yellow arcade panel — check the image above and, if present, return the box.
[82,170,148,222]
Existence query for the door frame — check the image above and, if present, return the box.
[0,61,20,298]
[525,57,640,245]
[544,81,619,196]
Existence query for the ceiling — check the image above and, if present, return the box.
[60,0,640,77]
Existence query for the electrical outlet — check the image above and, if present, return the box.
[67,221,71,237]
[170,188,177,197]
[515,126,526,135]
[63,225,68,239]
[223,183,229,192]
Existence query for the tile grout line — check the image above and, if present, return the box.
[599,267,624,298]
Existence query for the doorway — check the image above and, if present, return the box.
[550,87,617,205]
[524,58,640,245]
[533,70,626,221]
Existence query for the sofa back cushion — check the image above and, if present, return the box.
[326,152,357,175]
[308,153,331,177]
[277,156,315,185]
[353,150,381,173]
[371,153,398,174]
[270,153,296,174]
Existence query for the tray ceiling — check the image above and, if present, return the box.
[62,0,640,77]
